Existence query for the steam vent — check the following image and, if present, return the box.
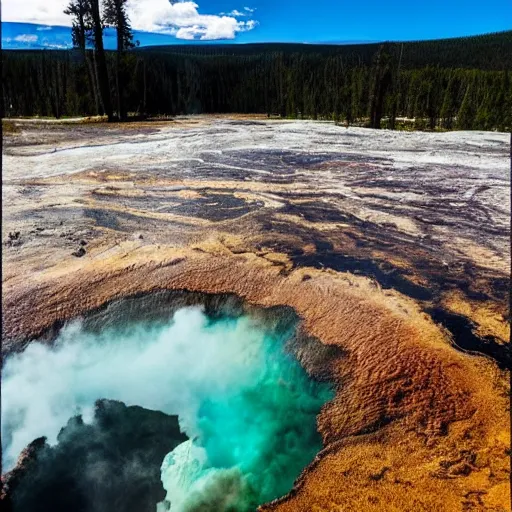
[2,117,510,511]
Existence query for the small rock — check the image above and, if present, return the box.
[369,466,390,481]
[449,462,473,476]
[8,231,20,241]
[139,234,144,240]
[72,247,86,258]
[79,240,88,246]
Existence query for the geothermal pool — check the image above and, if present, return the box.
[2,117,509,511]
[2,305,332,511]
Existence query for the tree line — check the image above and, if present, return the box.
[137,31,512,71]
[2,19,511,131]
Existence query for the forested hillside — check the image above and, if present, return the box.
[137,31,512,70]
[2,31,512,130]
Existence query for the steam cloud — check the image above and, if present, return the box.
[2,307,332,511]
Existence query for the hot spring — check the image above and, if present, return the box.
[1,293,334,511]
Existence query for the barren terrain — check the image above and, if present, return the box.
[2,116,510,511]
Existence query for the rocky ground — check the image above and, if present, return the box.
[1,399,187,512]
[2,116,510,511]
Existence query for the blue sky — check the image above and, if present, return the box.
[2,0,512,49]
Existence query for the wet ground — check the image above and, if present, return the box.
[3,117,509,364]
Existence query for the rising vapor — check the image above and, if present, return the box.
[2,307,332,510]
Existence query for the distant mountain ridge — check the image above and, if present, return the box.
[2,21,512,71]
[133,31,512,70]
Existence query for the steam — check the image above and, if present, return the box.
[2,306,332,511]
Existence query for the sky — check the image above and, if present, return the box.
[2,0,512,49]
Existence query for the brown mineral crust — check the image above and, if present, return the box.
[2,119,510,511]
[2,242,509,511]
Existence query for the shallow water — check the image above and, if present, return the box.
[2,306,332,511]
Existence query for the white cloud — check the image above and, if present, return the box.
[36,26,53,31]
[243,20,256,31]
[221,9,246,17]
[42,42,72,49]
[127,1,258,40]
[2,0,258,40]
[14,34,39,43]
[3,0,70,27]
[220,7,256,17]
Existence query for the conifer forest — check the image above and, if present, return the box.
[2,8,512,130]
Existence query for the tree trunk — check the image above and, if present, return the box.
[389,97,397,130]
[143,58,147,116]
[73,5,100,115]
[116,50,122,120]
[92,50,105,115]
[369,46,392,129]
[115,10,126,121]
[85,53,100,115]
[90,0,113,121]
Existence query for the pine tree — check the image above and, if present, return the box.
[368,45,393,129]
[64,0,89,49]
[457,80,476,130]
[499,70,512,131]
[64,0,100,114]
[103,0,136,120]
[440,75,456,129]
[90,0,113,121]
[474,85,492,131]
[103,0,134,50]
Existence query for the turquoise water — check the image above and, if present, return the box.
[2,307,333,511]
